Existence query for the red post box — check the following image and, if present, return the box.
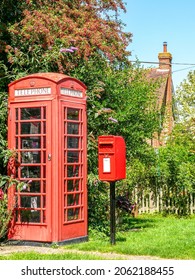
[7,72,88,244]
[98,135,126,182]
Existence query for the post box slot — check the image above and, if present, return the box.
[99,141,114,145]
[99,144,113,149]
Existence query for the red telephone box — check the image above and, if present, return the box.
[98,135,126,181]
[7,72,88,244]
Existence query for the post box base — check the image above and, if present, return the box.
[6,236,88,247]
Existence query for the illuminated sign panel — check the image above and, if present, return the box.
[15,87,51,96]
[60,88,83,98]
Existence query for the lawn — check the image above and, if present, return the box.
[65,214,195,260]
[1,214,195,260]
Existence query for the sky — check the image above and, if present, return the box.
[119,0,195,89]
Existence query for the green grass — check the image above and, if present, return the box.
[0,251,107,260]
[1,214,195,260]
[65,214,195,260]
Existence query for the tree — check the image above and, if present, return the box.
[0,0,131,174]
[72,60,160,172]
[175,70,195,136]
[1,0,132,79]
[80,61,161,227]
[154,125,195,215]
[149,72,195,215]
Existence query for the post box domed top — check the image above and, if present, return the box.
[9,72,87,89]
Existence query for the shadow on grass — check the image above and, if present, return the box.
[117,215,160,233]
[115,215,160,242]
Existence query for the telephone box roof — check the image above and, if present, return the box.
[9,72,87,89]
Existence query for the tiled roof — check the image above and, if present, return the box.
[148,68,171,109]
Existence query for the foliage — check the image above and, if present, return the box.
[87,174,110,234]
[0,91,8,174]
[84,63,160,228]
[152,72,195,215]
[153,123,195,215]
[0,175,30,241]
[0,149,28,241]
[0,176,13,241]
[76,62,160,168]
[0,0,131,79]
[175,70,195,137]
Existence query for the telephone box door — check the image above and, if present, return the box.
[8,102,52,242]
[59,102,87,241]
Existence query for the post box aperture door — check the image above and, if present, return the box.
[62,106,86,224]
[10,103,51,234]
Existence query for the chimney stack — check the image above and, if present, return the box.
[158,42,172,70]
[163,41,167,52]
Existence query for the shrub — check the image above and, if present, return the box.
[0,178,12,241]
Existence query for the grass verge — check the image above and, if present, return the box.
[1,214,195,260]
[65,214,195,260]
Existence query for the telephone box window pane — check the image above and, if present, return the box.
[21,166,41,178]
[67,194,79,206]
[21,138,33,149]
[30,181,41,192]
[67,180,79,191]
[21,137,41,149]
[20,210,41,223]
[67,151,79,163]
[16,108,18,120]
[67,108,79,120]
[30,122,41,134]
[21,122,41,134]
[21,123,30,134]
[67,165,79,177]
[43,181,46,193]
[43,211,46,223]
[21,108,41,120]
[67,123,79,134]
[43,136,46,148]
[15,137,18,149]
[21,195,40,208]
[43,107,46,119]
[20,196,31,208]
[16,123,18,135]
[43,166,46,178]
[20,181,41,193]
[43,122,46,134]
[67,208,79,221]
[43,151,46,163]
[21,151,40,163]
[43,195,46,208]
[32,152,41,163]
[67,137,79,148]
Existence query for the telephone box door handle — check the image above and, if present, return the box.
[48,153,52,161]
